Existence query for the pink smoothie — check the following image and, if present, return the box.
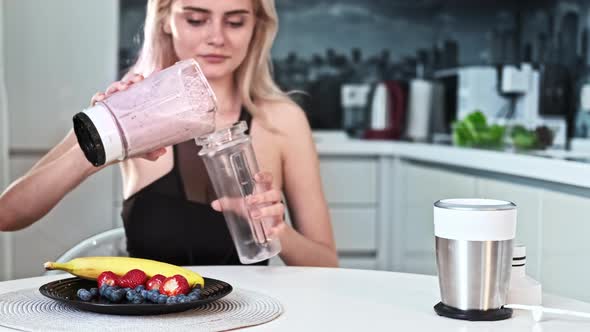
[100,59,216,158]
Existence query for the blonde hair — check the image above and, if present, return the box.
[133,0,294,118]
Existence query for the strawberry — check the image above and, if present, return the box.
[96,271,119,288]
[160,275,190,296]
[116,269,148,289]
[145,274,166,291]
[97,271,119,288]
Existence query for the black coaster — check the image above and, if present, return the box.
[434,302,513,321]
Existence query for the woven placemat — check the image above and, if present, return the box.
[0,287,283,331]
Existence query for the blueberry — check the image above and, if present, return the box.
[99,285,108,295]
[131,296,144,304]
[135,285,145,292]
[89,288,98,298]
[148,293,159,303]
[148,289,159,300]
[190,288,201,296]
[110,289,126,303]
[166,296,178,304]
[157,295,168,304]
[77,288,92,301]
[141,290,149,299]
[126,290,137,301]
[188,293,200,301]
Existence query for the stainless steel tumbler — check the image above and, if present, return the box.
[433,198,517,321]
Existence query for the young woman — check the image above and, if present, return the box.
[0,0,338,267]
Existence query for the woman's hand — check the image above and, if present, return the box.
[211,172,286,237]
[90,74,166,161]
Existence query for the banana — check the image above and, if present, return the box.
[44,256,204,288]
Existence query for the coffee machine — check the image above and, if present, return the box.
[435,66,509,125]
[502,63,568,148]
[435,64,568,148]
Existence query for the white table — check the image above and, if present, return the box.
[1,266,590,331]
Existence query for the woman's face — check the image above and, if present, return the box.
[167,0,256,80]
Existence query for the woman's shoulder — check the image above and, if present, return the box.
[256,99,311,136]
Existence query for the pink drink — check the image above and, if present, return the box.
[73,59,216,166]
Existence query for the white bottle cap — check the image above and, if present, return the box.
[433,198,517,241]
[75,103,124,166]
[513,244,526,260]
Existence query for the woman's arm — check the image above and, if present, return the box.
[0,74,163,232]
[273,103,338,267]
[0,131,99,231]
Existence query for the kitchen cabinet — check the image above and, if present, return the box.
[338,257,378,270]
[319,156,384,269]
[394,162,590,302]
[476,178,543,279]
[8,157,116,279]
[394,161,476,275]
[330,208,377,252]
[316,139,590,301]
[540,190,590,302]
[320,157,377,205]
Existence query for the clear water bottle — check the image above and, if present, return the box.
[196,121,282,264]
[73,59,217,166]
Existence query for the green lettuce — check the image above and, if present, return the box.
[452,111,505,149]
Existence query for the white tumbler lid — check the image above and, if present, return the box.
[82,103,124,164]
[434,198,517,241]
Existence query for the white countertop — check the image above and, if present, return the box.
[1,266,590,331]
[314,132,590,189]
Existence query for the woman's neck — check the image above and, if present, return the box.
[209,75,240,116]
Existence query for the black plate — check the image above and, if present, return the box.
[39,276,232,315]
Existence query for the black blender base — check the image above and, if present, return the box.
[434,302,513,321]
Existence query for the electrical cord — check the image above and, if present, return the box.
[505,303,590,322]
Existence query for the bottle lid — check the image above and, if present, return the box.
[73,103,124,166]
[513,243,526,258]
[512,243,526,266]
[434,198,517,241]
[195,121,248,155]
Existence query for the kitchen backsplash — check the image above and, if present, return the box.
[118,0,590,133]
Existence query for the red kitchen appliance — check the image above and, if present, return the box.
[363,80,408,140]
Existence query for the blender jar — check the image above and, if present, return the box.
[73,59,217,166]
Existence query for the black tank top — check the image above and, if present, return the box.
[121,109,268,266]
